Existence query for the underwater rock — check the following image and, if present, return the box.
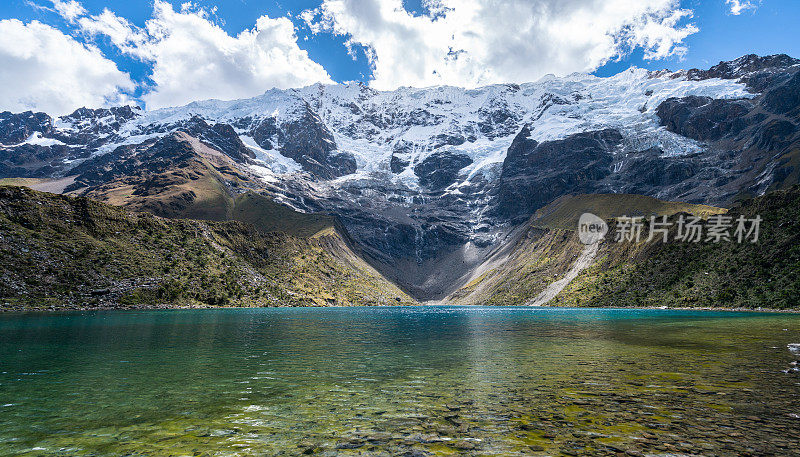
[783,344,800,373]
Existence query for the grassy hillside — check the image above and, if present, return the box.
[455,188,800,309]
[449,193,727,306]
[0,177,46,187]
[446,227,583,305]
[555,186,800,309]
[448,191,800,310]
[531,193,726,230]
[79,133,260,223]
[0,186,414,311]
[228,192,335,238]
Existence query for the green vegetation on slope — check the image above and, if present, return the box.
[532,193,726,230]
[228,192,335,238]
[449,193,727,306]
[455,188,799,309]
[0,186,413,311]
[449,190,800,309]
[447,228,584,306]
[0,178,46,187]
[555,186,800,309]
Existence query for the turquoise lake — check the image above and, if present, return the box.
[1,306,799,456]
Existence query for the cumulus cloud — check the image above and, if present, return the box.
[20,0,704,113]
[0,19,134,115]
[303,0,699,89]
[726,0,758,15]
[70,1,333,109]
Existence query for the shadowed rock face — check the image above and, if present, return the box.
[763,70,800,116]
[0,111,52,144]
[752,120,797,152]
[252,104,356,179]
[0,107,145,178]
[0,110,90,177]
[651,61,800,203]
[494,128,622,221]
[64,134,198,192]
[179,116,255,163]
[685,54,800,94]
[656,97,754,142]
[0,144,78,178]
[414,150,473,190]
[55,106,140,145]
[390,154,409,174]
[614,148,700,193]
[687,54,800,82]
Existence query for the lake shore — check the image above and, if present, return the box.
[2,301,799,313]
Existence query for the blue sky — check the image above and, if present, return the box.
[595,0,800,76]
[0,0,797,114]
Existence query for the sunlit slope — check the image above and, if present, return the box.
[446,191,800,309]
[66,133,337,238]
[0,186,414,310]
[532,193,727,230]
[228,192,335,238]
[555,187,800,309]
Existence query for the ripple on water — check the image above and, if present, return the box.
[0,307,798,456]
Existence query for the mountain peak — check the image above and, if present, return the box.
[686,53,800,82]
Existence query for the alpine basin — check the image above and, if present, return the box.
[1,307,799,456]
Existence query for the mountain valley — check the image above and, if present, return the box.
[1,54,799,308]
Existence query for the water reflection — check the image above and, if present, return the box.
[0,307,798,456]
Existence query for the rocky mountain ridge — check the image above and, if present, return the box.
[1,54,799,300]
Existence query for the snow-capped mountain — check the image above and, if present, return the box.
[1,54,799,299]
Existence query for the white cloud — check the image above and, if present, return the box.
[50,0,86,23]
[73,1,333,109]
[0,19,134,115]
[26,0,702,112]
[726,0,758,15]
[303,0,699,90]
[76,9,149,58]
